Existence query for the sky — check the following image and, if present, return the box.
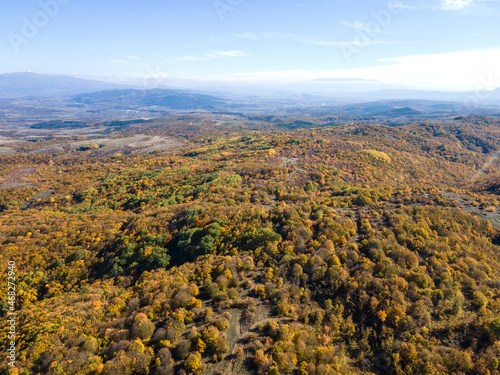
[1,0,500,91]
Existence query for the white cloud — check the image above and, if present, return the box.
[397,0,491,11]
[177,55,207,61]
[176,50,249,62]
[340,21,396,35]
[376,48,500,89]
[108,56,141,66]
[208,50,249,57]
[234,31,399,47]
[109,59,133,66]
[234,32,295,40]
[208,47,500,91]
[440,0,475,9]
[309,39,400,46]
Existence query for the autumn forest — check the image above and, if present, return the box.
[1,113,500,375]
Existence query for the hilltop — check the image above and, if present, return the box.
[0,114,500,374]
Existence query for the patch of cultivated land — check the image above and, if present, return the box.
[0,166,37,190]
[30,135,185,156]
[443,191,500,229]
[0,147,15,155]
[0,135,26,155]
[8,126,107,137]
[0,136,23,145]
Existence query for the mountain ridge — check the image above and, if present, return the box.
[0,72,128,98]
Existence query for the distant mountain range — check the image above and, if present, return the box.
[1,72,500,105]
[337,88,500,106]
[0,73,499,124]
[71,88,233,111]
[0,72,126,98]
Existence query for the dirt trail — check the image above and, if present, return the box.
[206,308,248,375]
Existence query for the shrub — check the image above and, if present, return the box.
[184,352,202,372]
[214,318,230,331]
[175,340,191,360]
[131,313,155,340]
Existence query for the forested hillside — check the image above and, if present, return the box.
[1,115,500,375]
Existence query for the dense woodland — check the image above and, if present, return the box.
[1,114,500,374]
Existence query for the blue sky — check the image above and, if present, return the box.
[1,0,500,91]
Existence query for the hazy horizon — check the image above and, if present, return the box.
[2,0,500,92]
